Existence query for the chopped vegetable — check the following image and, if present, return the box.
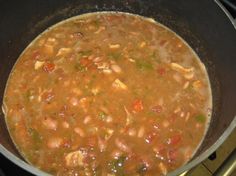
[132,99,144,112]
[43,44,54,55]
[65,150,86,167]
[56,48,72,56]
[139,41,146,48]
[98,111,107,121]
[109,44,120,49]
[94,26,106,34]
[192,80,203,90]
[34,61,45,70]
[43,62,55,73]
[167,135,181,145]
[112,79,128,90]
[111,64,122,73]
[170,63,193,74]
[74,63,87,72]
[109,156,126,176]
[28,128,42,143]
[136,59,153,71]
[158,162,167,175]
[151,105,162,113]
[47,137,63,149]
[124,106,134,125]
[108,53,121,61]
[195,114,206,123]
[137,164,148,175]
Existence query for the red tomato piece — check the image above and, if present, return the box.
[42,91,55,103]
[151,105,162,113]
[132,99,144,112]
[32,50,40,60]
[168,135,182,146]
[43,62,55,73]
[167,149,178,162]
[157,67,166,76]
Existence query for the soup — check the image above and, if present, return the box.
[2,12,212,175]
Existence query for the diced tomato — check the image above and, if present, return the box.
[168,135,182,146]
[167,149,178,162]
[132,99,144,112]
[157,67,166,76]
[43,62,55,73]
[151,105,162,113]
[80,58,93,67]
[42,91,55,103]
[32,50,40,60]
[153,144,167,160]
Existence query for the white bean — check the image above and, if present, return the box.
[137,126,145,138]
[83,115,91,124]
[162,120,170,128]
[42,117,58,130]
[115,138,131,153]
[70,97,79,106]
[111,64,122,73]
[128,128,136,137]
[74,127,85,137]
[93,57,102,63]
[47,137,63,148]
[62,121,69,129]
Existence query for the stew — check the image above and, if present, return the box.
[3,12,212,176]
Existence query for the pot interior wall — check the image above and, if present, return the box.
[0,0,236,174]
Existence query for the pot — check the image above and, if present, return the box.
[0,0,236,175]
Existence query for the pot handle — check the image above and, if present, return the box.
[215,0,236,29]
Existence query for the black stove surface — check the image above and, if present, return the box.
[0,154,34,176]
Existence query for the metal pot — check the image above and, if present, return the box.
[0,0,235,175]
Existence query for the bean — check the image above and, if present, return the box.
[83,115,91,124]
[62,121,69,129]
[183,81,190,89]
[42,117,58,130]
[111,64,122,73]
[185,112,190,122]
[70,97,79,106]
[93,57,102,63]
[158,162,167,175]
[162,120,169,128]
[128,128,136,137]
[109,44,120,49]
[47,137,63,148]
[115,138,131,153]
[74,127,85,137]
[138,126,145,138]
